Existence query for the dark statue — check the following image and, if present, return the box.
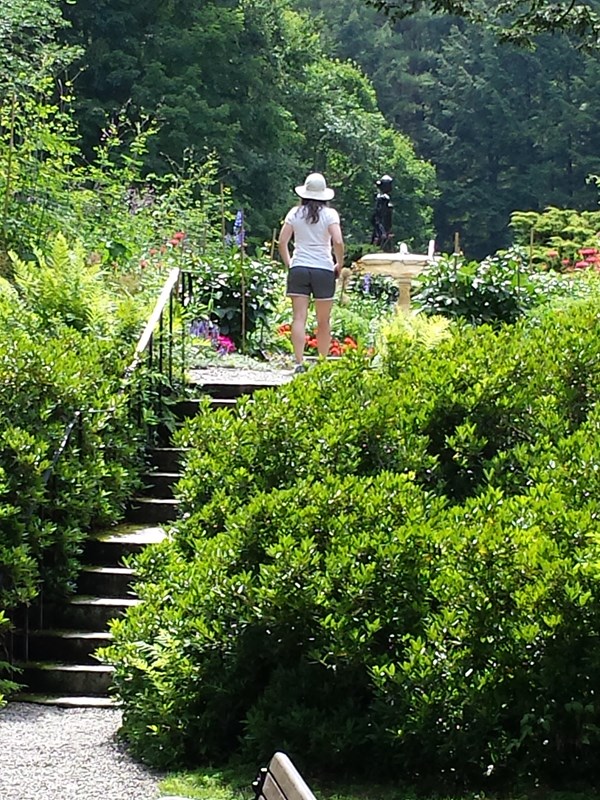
[370,174,394,252]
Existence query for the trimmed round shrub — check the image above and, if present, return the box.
[104,299,600,787]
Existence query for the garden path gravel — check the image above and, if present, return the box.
[1,367,297,799]
[0,702,166,800]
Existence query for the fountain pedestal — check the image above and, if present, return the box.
[355,242,436,312]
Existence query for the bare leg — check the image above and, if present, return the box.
[291,295,310,364]
[315,299,334,357]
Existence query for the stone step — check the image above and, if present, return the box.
[12,518,165,704]
[14,693,118,708]
[190,382,276,400]
[140,470,180,498]
[77,566,136,597]
[187,368,291,399]
[18,662,115,696]
[13,629,113,664]
[174,397,237,418]
[127,496,179,524]
[44,596,140,630]
[83,524,166,566]
[156,397,238,444]
[209,397,239,410]
[147,446,189,472]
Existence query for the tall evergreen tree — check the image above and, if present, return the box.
[294,0,600,257]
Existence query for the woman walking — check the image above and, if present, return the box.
[278,172,345,373]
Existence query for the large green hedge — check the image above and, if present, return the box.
[0,235,151,701]
[103,294,600,788]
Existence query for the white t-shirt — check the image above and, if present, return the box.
[284,205,340,271]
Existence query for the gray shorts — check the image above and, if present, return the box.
[286,267,336,300]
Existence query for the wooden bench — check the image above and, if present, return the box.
[253,752,317,800]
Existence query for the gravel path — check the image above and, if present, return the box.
[0,703,166,800]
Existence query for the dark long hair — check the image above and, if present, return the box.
[300,198,326,224]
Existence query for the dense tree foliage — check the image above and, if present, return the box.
[5,0,600,257]
[0,0,79,96]
[296,0,600,256]
[364,0,600,46]
[58,0,436,247]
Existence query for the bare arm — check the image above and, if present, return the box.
[278,222,293,268]
[329,222,345,276]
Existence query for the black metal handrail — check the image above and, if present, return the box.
[42,266,183,486]
[9,267,184,667]
[124,266,182,385]
[40,411,82,488]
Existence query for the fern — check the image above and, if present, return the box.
[8,233,114,334]
[376,310,452,353]
[373,311,453,378]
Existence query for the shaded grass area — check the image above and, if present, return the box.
[159,764,600,800]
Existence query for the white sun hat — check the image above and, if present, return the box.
[294,172,335,201]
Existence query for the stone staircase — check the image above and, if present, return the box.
[13,524,167,707]
[12,369,290,706]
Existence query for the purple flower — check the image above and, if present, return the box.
[190,318,218,339]
[191,319,236,355]
[233,209,245,247]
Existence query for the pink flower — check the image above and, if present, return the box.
[546,250,559,259]
[579,247,597,255]
[169,231,186,247]
[216,335,235,354]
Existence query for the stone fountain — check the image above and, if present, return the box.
[358,173,438,310]
[354,240,438,311]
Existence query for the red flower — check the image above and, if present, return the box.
[579,247,597,255]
